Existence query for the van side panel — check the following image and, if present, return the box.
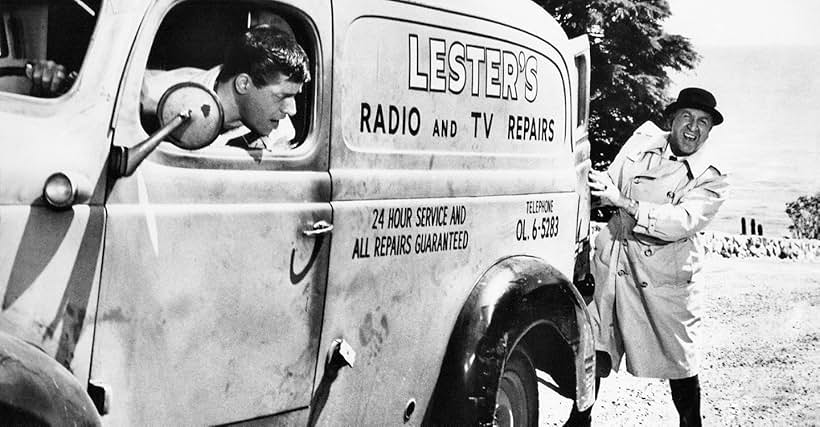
[319,193,577,424]
[319,1,578,424]
[331,5,575,202]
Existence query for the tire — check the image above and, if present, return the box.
[495,346,539,427]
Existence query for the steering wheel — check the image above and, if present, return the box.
[0,59,75,96]
[0,59,32,94]
[0,58,29,77]
[0,66,26,77]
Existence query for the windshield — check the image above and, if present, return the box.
[0,0,102,97]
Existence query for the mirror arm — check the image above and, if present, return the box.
[110,110,192,178]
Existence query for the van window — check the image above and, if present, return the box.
[0,0,101,97]
[141,1,316,153]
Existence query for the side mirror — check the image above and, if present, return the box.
[110,82,224,178]
[157,82,224,149]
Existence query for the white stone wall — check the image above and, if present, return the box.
[590,223,820,261]
[699,230,820,261]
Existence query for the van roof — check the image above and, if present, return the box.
[106,0,570,47]
[397,0,570,44]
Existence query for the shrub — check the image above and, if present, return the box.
[786,193,820,239]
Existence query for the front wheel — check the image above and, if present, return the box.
[495,346,539,427]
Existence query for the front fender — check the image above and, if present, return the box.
[0,331,100,426]
[424,255,595,425]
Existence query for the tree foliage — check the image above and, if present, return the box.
[786,193,820,239]
[534,0,699,168]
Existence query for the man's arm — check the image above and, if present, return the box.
[632,168,728,241]
[589,122,664,210]
[590,162,728,243]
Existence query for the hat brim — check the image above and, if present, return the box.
[664,101,723,126]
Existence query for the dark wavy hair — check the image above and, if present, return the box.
[217,24,310,86]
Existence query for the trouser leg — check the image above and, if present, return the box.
[565,351,610,427]
[670,375,702,427]
[564,376,599,427]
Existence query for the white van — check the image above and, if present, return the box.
[0,0,594,425]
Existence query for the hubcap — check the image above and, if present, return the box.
[495,370,527,427]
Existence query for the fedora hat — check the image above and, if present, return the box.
[664,87,723,126]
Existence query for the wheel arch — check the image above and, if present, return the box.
[423,255,595,425]
[0,330,101,425]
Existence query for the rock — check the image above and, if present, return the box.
[780,244,791,259]
[748,237,766,257]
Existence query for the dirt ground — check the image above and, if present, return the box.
[538,256,820,426]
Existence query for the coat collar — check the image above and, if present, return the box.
[625,121,721,177]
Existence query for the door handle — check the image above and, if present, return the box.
[303,220,333,237]
[291,220,332,285]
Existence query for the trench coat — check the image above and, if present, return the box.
[589,121,728,379]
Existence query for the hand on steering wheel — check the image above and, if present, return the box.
[24,60,77,97]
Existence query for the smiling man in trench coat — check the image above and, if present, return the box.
[579,88,728,427]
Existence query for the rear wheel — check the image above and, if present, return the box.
[495,346,539,427]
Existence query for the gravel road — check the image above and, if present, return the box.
[538,256,820,426]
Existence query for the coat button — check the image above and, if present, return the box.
[644,248,653,256]
[617,270,626,277]
[666,191,675,199]
[639,281,648,288]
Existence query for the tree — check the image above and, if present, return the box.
[535,0,699,169]
[786,193,820,239]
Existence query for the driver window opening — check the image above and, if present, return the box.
[0,0,102,97]
[141,1,316,154]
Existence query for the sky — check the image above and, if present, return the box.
[664,0,820,47]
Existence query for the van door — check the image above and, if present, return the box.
[89,1,332,425]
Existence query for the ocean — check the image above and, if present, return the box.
[669,45,820,237]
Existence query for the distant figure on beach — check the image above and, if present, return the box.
[576,87,728,426]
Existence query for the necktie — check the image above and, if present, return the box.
[226,131,265,149]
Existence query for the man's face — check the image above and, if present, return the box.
[237,73,303,136]
[668,108,714,156]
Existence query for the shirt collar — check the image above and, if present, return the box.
[671,141,717,177]
[198,65,222,91]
